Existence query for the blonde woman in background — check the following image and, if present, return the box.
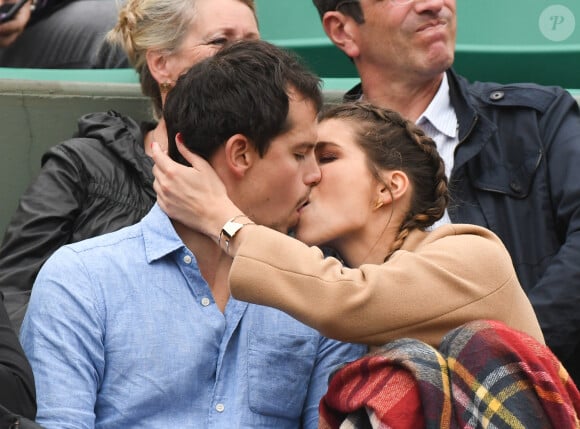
[0,0,259,332]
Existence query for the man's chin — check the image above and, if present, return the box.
[284,213,303,235]
[268,221,291,235]
[293,228,315,245]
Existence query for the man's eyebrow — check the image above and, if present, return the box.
[294,142,317,150]
[315,141,339,149]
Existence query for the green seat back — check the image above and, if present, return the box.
[455,0,580,88]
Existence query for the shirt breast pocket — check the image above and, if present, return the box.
[247,331,317,418]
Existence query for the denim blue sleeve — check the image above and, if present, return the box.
[20,246,105,429]
[301,337,366,429]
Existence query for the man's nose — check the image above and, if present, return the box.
[413,0,445,13]
[304,160,322,186]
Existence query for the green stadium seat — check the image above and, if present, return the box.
[455,0,580,88]
[0,68,140,83]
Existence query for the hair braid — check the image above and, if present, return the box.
[387,121,449,258]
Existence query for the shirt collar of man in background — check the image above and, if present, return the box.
[416,72,457,141]
[416,72,458,229]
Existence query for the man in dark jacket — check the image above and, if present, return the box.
[312,0,580,384]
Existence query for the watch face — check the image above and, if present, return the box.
[223,221,245,239]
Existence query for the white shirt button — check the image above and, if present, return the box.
[183,255,192,264]
[201,297,211,307]
[215,403,225,413]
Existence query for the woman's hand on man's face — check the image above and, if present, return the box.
[151,140,241,241]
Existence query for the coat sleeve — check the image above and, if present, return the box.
[229,225,538,347]
[0,143,85,332]
[526,90,580,362]
[0,297,36,419]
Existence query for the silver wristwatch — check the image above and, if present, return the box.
[220,217,252,254]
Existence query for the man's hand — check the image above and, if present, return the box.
[0,0,32,48]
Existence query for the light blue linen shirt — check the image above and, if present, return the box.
[20,204,366,429]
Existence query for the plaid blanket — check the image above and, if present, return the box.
[319,320,580,429]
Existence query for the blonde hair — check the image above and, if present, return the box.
[107,0,256,118]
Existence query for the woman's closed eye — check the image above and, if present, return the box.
[316,152,338,164]
[315,142,341,164]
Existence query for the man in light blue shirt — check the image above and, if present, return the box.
[20,40,366,429]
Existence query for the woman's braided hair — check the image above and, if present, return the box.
[319,102,449,259]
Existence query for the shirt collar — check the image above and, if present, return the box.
[416,73,457,139]
[141,204,186,263]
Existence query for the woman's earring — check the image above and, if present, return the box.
[374,200,384,210]
[160,81,172,93]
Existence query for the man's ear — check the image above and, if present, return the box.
[223,134,256,178]
[321,11,361,59]
[376,170,410,205]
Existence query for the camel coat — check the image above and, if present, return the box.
[229,223,544,347]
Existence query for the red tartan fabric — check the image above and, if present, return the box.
[319,320,580,429]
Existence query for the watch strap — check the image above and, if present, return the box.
[218,215,255,254]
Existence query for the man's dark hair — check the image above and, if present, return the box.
[164,39,322,165]
[312,0,364,24]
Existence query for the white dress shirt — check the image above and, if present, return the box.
[415,73,458,229]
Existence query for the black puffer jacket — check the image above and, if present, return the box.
[0,111,156,332]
